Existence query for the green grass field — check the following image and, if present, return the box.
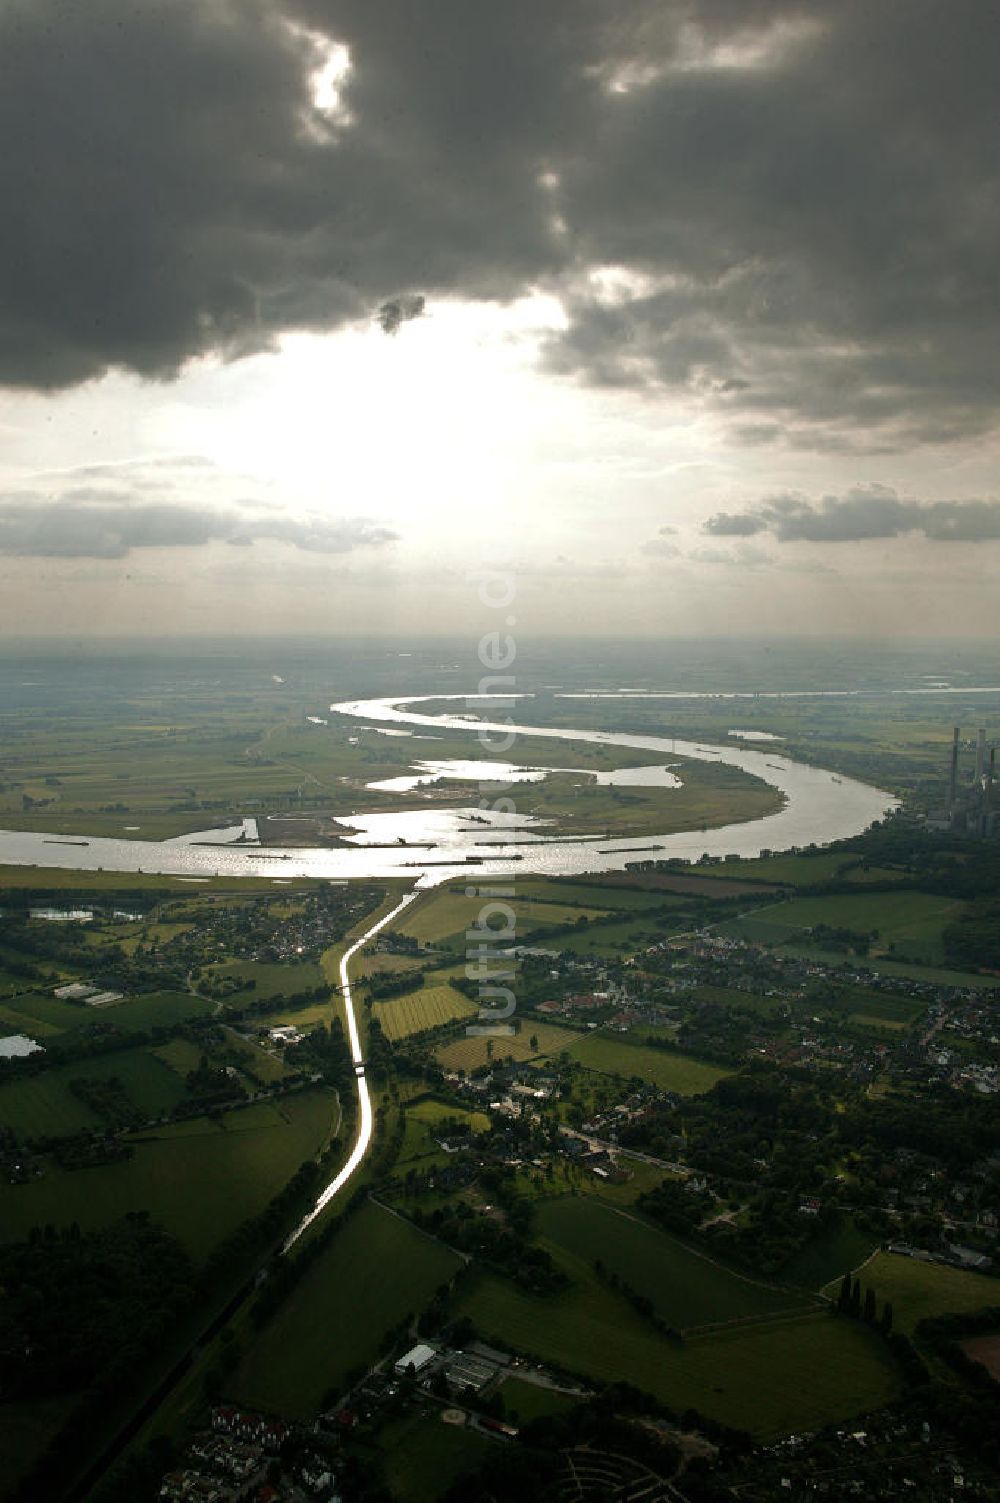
[718,891,966,965]
[397,1099,491,1167]
[455,1265,899,1438]
[375,982,476,1041]
[694,854,873,887]
[564,1034,731,1095]
[498,1376,577,1423]
[205,958,325,999]
[823,1251,1000,1335]
[514,878,673,912]
[377,1410,493,1502]
[395,890,612,948]
[0,1088,338,1258]
[0,1047,187,1136]
[537,1199,814,1329]
[230,1200,463,1417]
[544,911,685,958]
[436,1022,582,1074]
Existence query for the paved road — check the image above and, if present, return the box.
[284,889,419,1248]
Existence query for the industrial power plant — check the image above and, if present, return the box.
[943,725,998,836]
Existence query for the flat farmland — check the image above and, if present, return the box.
[536,1199,814,1329]
[547,910,686,957]
[514,878,674,911]
[395,889,611,948]
[691,853,890,883]
[435,1022,582,1073]
[205,958,325,998]
[565,1033,731,1095]
[0,1070,101,1136]
[718,891,966,964]
[823,1252,1000,1335]
[230,1200,462,1418]
[0,1046,187,1136]
[455,1267,899,1438]
[0,1088,339,1258]
[374,982,476,1041]
[95,990,215,1031]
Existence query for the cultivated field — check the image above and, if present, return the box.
[374,981,476,1041]
[435,1022,582,1074]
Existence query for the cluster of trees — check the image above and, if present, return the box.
[0,1213,193,1400]
[68,1073,146,1129]
[836,1272,893,1331]
[363,969,425,1001]
[942,898,1000,971]
[593,1258,681,1339]
[412,1197,566,1293]
[835,1272,928,1386]
[917,1307,1000,1392]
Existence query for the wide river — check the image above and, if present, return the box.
[0,694,896,888]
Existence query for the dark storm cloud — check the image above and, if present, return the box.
[2,0,999,448]
[704,488,1000,543]
[0,492,397,558]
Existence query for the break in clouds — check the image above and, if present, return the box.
[1,0,999,455]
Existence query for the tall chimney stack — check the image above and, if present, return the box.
[949,726,960,812]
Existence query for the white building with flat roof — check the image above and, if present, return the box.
[394,1343,436,1376]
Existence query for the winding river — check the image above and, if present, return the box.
[0,693,896,887]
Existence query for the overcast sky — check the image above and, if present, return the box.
[1,0,998,638]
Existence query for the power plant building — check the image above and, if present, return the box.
[941,725,998,836]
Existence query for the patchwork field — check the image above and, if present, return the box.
[374,981,476,1041]
[0,987,213,1039]
[230,1200,463,1417]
